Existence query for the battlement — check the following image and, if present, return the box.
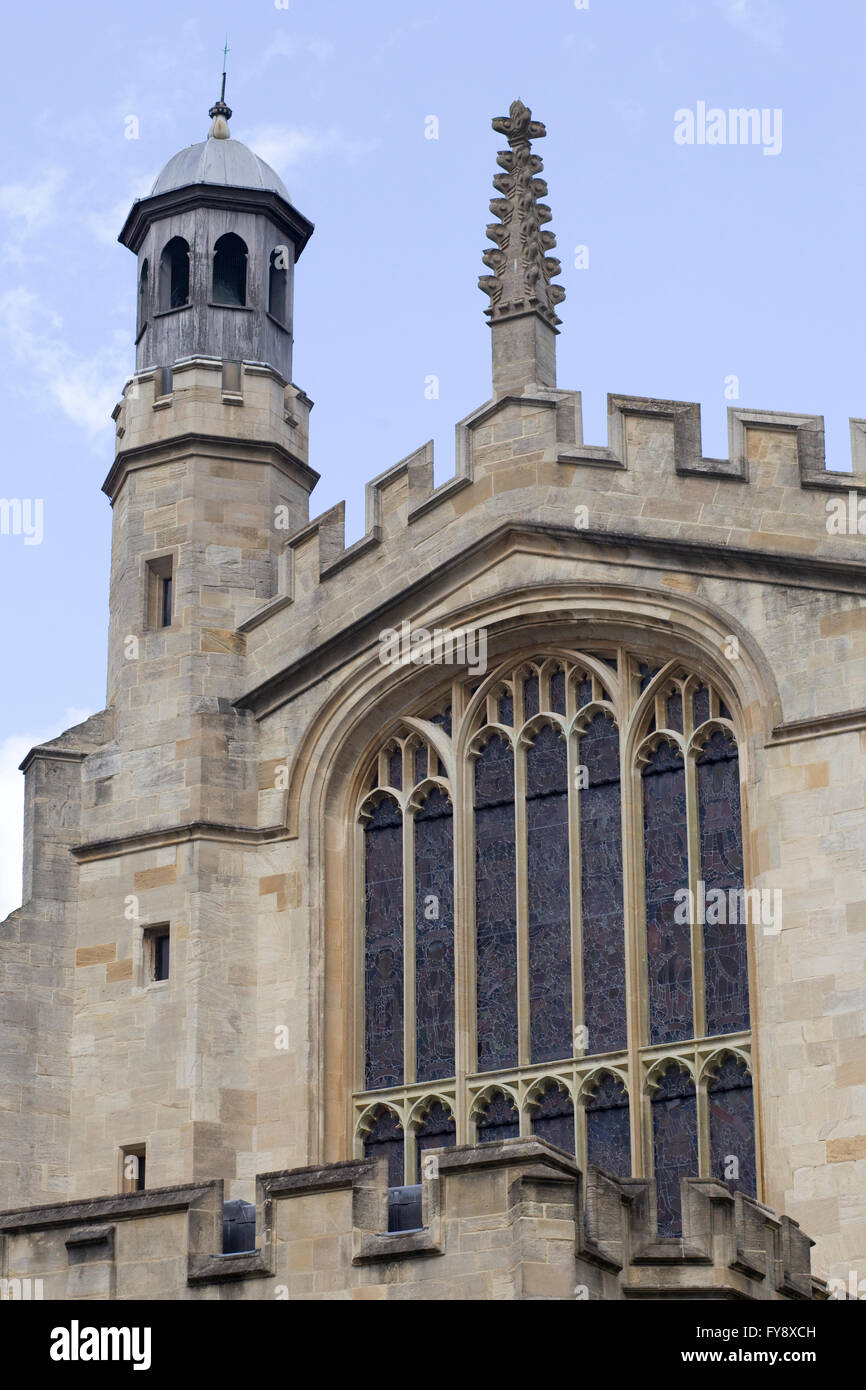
[236,386,866,669]
[0,1139,823,1300]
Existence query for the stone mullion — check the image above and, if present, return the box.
[403,803,416,1092]
[455,749,476,1146]
[622,662,647,1177]
[685,749,707,1059]
[514,733,530,1069]
[353,816,366,1103]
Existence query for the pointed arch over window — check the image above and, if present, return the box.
[651,1064,698,1237]
[585,1072,630,1177]
[268,245,289,322]
[363,795,403,1090]
[475,1090,519,1143]
[529,1081,575,1154]
[159,237,189,311]
[474,732,518,1072]
[526,720,571,1063]
[362,1107,404,1188]
[212,232,248,306]
[708,1055,756,1196]
[137,258,149,334]
[414,1099,456,1180]
[414,787,455,1082]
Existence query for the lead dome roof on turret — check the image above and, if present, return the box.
[150,137,290,200]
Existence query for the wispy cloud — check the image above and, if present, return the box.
[244,124,379,172]
[716,0,784,49]
[0,288,129,437]
[0,169,66,265]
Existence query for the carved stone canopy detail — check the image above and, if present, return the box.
[479,99,565,327]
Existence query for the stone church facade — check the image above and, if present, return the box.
[0,96,864,1300]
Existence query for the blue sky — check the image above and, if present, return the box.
[0,0,863,914]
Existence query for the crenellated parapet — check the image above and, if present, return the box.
[0,1139,823,1300]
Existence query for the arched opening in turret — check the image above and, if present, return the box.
[268,246,288,323]
[212,233,248,307]
[137,258,149,336]
[158,238,190,311]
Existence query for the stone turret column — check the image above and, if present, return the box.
[479,100,566,398]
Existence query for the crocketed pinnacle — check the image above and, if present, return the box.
[479,99,565,326]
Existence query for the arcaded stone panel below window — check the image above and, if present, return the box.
[363,1110,405,1188]
[643,743,693,1045]
[364,797,404,1090]
[415,789,455,1083]
[698,732,750,1036]
[415,1101,456,1180]
[586,1074,631,1177]
[531,1086,575,1154]
[475,736,518,1073]
[652,1067,698,1238]
[709,1057,756,1197]
[527,725,572,1064]
[580,713,626,1055]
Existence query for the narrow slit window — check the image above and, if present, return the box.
[121,1144,146,1193]
[144,925,170,983]
[146,556,174,630]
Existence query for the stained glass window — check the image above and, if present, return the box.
[415,789,455,1081]
[550,668,566,714]
[652,1066,698,1237]
[693,686,711,727]
[476,1090,519,1143]
[363,1108,405,1188]
[580,712,626,1055]
[643,742,692,1045]
[698,732,749,1036]
[364,796,404,1089]
[530,1084,575,1154]
[524,672,540,720]
[586,1073,631,1177]
[415,1101,456,1180]
[666,691,683,733]
[474,735,518,1072]
[526,723,572,1063]
[387,747,402,789]
[709,1056,756,1197]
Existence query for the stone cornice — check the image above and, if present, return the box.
[70,820,287,863]
[102,430,319,502]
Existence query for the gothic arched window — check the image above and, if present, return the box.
[414,1100,456,1180]
[354,651,756,1229]
[159,237,189,311]
[362,1107,404,1188]
[212,232,248,307]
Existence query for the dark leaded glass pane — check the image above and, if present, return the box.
[415,789,455,1082]
[363,1109,405,1187]
[576,676,593,709]
[527,724,572,1063]
[531,1085,575,1154]
[387,748,402,790]
[652,1066,698,1237]
[666,692,684,733]
[498,691,514,725]
[580,713,626,1055]
[550,668,566,714]
[698,732,749,1035]
[476,1090,519,1143]
[414,745,427,784]
[709,1057,756,1197]
[430,707,452,736]
[475,736,518,1072]
[364,796,404,1089]
[586,1073,630,1177]
[693,687,711,727]
[524,672,540,720]
[718,699,732,721]
[643,743,692,1045]
[638,663,662,693]
[415,1101,456,1180]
